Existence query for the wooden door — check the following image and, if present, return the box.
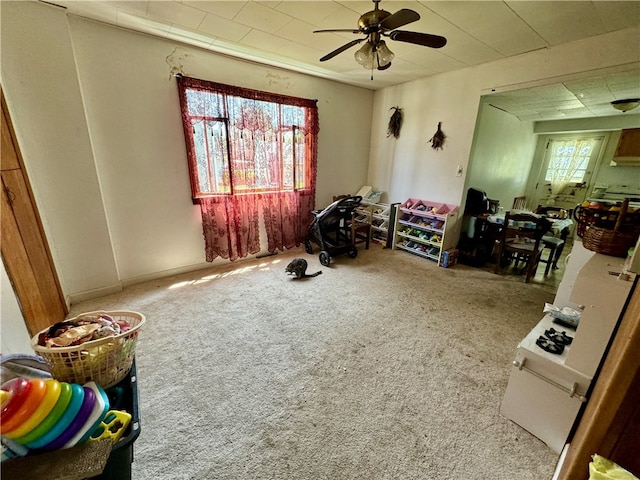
[1,88,67,337]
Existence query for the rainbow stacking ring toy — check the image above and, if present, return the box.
[0,377,111,457]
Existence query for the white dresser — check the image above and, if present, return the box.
[500,241,635,453]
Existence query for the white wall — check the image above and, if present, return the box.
[465,101,537,209]
[1,1,119,302]
[368,26,640,211]
[368,68,475,205]
[1,1,373,302]
[1,262,32,354]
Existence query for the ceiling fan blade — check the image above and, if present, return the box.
[379,9,420,31]
[313,29,360,34]
[319,38,365,62]
[389,30,447,49]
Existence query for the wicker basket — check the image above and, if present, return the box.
[31,310,145,388]
[582,199,637,257]
[582,226,636,257]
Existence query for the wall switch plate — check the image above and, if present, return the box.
[456,165,463,176]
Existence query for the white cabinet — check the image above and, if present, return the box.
[392,198,459,265]
[500,314,591,453]
[500,242,634,452]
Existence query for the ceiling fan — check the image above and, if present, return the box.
[313,0,447,73]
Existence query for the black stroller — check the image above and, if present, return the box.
[305,195,363,266]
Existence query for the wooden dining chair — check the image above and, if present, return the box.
[350,210,371,249]
[494,211,550,282]
[535,205,567,275]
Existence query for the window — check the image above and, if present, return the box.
[543,137,601,195]
[176,76,318,262]
[177,76,316,201]
[544,138,596,184]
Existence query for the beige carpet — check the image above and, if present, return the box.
[69,245,559,479]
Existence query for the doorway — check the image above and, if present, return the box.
[530,134,607,211]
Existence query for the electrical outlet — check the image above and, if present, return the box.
[456,165,463,176]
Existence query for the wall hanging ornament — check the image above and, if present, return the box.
[428,121,446,150]
[387,106,403,138]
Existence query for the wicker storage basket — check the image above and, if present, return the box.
[31,310,145,388]
[582,199,638,257]
[582,226,636,257]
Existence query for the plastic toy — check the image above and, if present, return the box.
[4,379,61,439]
[0,376,122,462]
[1,437,28,462]
[1,378,32,424]
[25,383,85,449]
[1,378,47,434]
[14,382,73,446]
[73,382,110,446]
[90,410,132,443]
[44,386,96,450]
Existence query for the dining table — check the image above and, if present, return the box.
[488,211,572,231]
[486,210,574,268]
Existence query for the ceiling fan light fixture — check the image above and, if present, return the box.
[611,98,640,112]
[354,42,374,67]
[316,1,445,73]
[354,40,394,70]
[376,40,394,66]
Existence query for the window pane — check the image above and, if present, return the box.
[294,128,306,190]
[186,89,223,117]
[544,139,595,184]
[282,129,294,189]
[206,121,230,194]
[181,84,312,196]
[191,120,212,194]
[189,119,230,195]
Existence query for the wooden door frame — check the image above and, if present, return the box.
[1,86,68,336]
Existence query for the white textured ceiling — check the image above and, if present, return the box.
[47,0,640,120]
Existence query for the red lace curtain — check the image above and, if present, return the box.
[177,76,318,262]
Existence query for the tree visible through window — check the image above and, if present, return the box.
[176,76,318,262]
[177,77,314,200]
[544,137,598,194]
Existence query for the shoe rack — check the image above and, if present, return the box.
[392,198,459,266]
[354,201,396,247]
